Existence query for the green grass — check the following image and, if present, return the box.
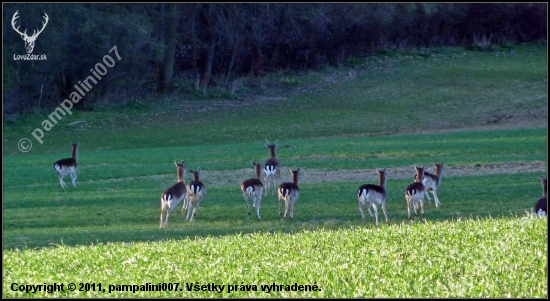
[2,44,547,298]
[3,217,547,298]
[3,45,546,156]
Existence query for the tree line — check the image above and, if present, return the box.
[3,3,547,116]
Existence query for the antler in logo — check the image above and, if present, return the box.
[11,10,49,54]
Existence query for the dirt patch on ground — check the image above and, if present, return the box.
[199,161,547,187]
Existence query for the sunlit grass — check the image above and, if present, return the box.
[2,44,547,298]
[3,216,546,298]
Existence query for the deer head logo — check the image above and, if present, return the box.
[11,10,49,54]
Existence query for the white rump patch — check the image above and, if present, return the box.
[265,165,276,176]
[191,184,201,195]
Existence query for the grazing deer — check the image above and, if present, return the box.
[278,168,300,221]
[185,168,207,221]
[160,160,187,229]
[534,176,547,217]
[241,161,264,219]
[406,166,427,220]
[53,143,79,189]
[263,140,280,196]
[358,168,389,225]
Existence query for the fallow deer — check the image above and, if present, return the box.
[420,162,444,208]
[185,168,207,221]
[406,166,427,220]
[358,168,389,225]
[160,160,187,228]
[53,143,79,189]
[278,168,300,221]
[534,176,547,217]
[241,161,264,219]
[263,140,280,196]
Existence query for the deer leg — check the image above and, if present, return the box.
[283,200,290,221]
[425,189,432,201]
[407,199,411,220]
[182,196,190,212]
[290,202,294,221]
[271,178,276,195]
[68,172,76,187]
[244,195,250,215]
[185,201,193,221]
[58,174,67,189]
[367,205,375,222]
[372,203,379,226]
[254,195,261,220]
[433,189,440,208]
[160,205,166,228]
[381,203,389,225]
[359,202,366,221]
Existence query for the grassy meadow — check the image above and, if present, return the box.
[3,44,548,297]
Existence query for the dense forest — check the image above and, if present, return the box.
[3,3,547,116]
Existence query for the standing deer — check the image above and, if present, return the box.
[241,161,264,219]
[534,176,547,217]
[358,168,389,225]
[278,168,300,221]
[263,140,280,196]
[160,160,187,229]
[11,10,49,54]
[185,168,207,221]
[53,143,79,188]
[406,166,427,220]
[419,162,444,208]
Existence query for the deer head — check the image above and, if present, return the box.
[11,10,49,54]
